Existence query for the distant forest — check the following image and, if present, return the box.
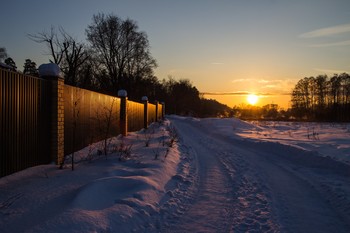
[290,73,350,122]
[232,73,350,122]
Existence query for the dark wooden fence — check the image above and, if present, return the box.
[1,67,163,177]
[0,69,50,177]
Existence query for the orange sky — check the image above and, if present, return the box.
[2,1,350,110]
[197,76,297,109]
[203,93,292,109]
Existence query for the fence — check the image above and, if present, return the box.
[0,69,50,177]
[64,85,121,156]
[128,101,144,132]
[1,64,164,177]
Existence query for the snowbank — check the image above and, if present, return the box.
[0,120,185,233]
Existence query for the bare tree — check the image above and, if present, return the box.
[28,27,89,85]
[28,26,65,65]
[58,28,89,85]
[291,73,350,121]
[86,13,157,94]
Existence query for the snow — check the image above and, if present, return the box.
[208,118,350,163]
[1,117,350,232]
[0,120,181,232]
[38,63,61,78]
[118,89,128,97]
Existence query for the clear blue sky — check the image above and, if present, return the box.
[1,0,350,107]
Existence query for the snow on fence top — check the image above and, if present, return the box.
[118,89,127,97]
[38,63,62,78]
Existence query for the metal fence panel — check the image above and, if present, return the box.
[148,103,156,123]
[158,104,163,121]
[0,69,50,177]
[64,85,121,155]
[128,101,144,132]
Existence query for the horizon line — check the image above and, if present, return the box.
[201,91,291,96]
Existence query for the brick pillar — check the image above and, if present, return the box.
[118,90,128,136]
[39,63,64,165]
[142,96,148,129]
[155,101,159,122]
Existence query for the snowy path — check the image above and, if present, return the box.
[165,116,350,233]
[163,119,235,232]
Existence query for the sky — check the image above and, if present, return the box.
[1,0,350,108]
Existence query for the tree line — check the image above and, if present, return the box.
[230,104,290,120]
[0,48,39,76]
[7,12,347,121]
[291,73,350,121]
[233,73,350,122]
[1,13,230,117]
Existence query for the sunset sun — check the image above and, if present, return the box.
[247,94,259,105]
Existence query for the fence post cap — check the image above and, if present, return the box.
[38,63,62,78]
[118,89,127,97]
[141,96,148,101]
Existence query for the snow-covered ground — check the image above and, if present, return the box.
[234,120,350,164]
[1,117,349,232]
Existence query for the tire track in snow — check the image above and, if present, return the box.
[165,117,350,233]
[200,136,280,232]
[202,118,350,233]
[164,117,280,232]
[218,150,280,232]
[163,119,235,232]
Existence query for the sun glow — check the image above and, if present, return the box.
[247,94,259,105]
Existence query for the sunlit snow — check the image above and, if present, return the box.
[1,117,349,232]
